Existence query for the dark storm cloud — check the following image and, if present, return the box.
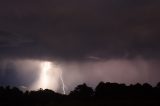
[0,31,34,47]
[0,0,160,60]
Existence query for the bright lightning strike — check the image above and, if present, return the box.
[31,61,66,94]
[59,71,66,94]
[39,61,51,89]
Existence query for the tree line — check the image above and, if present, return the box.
[1,82,160,106]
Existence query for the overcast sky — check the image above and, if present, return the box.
[0,0,160,93]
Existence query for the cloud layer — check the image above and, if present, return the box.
[0,0,159,60]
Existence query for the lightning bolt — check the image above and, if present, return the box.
[59,71,66,94]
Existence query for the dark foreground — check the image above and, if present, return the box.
[1,82,160,106]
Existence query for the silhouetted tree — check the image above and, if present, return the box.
[143,83,152,88]
[95,82,128,99]
[95,81,106,97]
[69,83,94,98]
[156,82,160,88]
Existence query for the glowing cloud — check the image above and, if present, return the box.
[30,61,66,94]
[39,61,52,89]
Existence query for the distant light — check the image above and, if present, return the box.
[31,61,65,94]
[39,61,51,89]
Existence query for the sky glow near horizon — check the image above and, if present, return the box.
[0,58,160,94]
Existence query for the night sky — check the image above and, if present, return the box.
[0,0,160,94]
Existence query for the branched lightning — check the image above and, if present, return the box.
[59,71,66,94]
